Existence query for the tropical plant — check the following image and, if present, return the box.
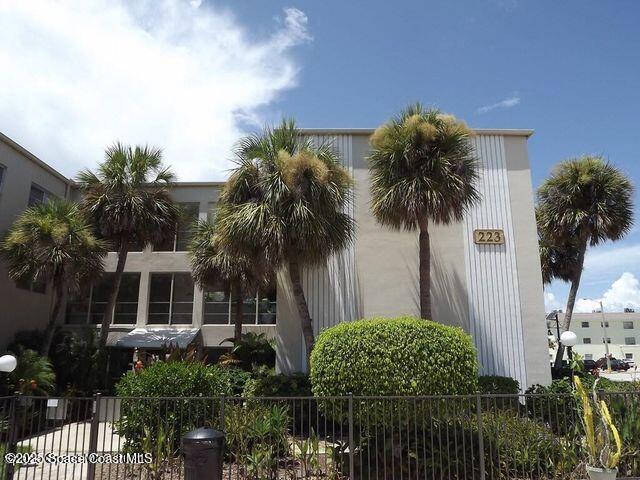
[0,200,106,355]
[575,376,622,471]
[216,119,354,360]
[77,143,180,348]
[49,328,100,395]
[189,219,270,343]
[219,333,276,371]
[537,157,633,368]
[368,104,480,319]
[8,349,56,395]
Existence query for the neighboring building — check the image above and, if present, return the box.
[0,132,74,346]
[0,129,551,388]
[548,311,640,365]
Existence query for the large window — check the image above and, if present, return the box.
[154,203,199,252]
[623,321,634,329]
[0,164,6,193]
[65,273,141,324]
[581,321,589,328]
[148,273,194,324]
[203,284,276,325]
[625,337,636,345]
[28,183,55,206]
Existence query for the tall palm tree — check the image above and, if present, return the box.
[216,119,354,361]
[0,200,106,356]
[368,104,480,319]
[188,219,270,342]
[77,143,180,348]
[537,156,634,369]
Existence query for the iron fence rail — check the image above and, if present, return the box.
[0,392,638,479]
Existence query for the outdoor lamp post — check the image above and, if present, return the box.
[0,354,17,373]
[560,331,578,382]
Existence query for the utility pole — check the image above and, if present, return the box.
[600,301,612,373]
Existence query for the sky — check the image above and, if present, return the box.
[0,0,639,313]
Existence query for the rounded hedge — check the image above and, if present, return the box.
[310,316,478,397]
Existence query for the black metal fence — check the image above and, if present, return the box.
[0,392,638,479]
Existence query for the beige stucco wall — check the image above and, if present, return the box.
[504,137,551,386]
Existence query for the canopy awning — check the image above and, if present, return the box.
[113,328,201,349]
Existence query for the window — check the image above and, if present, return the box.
[65,273,141,324]
[154,203,199,251]
[585,354,593,360]
[28,183,55,206]
[623,321,634,329]
[203,284,277,325]
[583,338,591,344]
[625,337,636,345]
[15,277,47,294]
[600,321,610,328]
[0,164,6,193]
[625,353,634,360]
[603,337,611,344]
[581,321,590,328]
[148,273,194,324]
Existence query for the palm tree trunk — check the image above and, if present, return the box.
[288,259,314,367]
[553,238,588,369]
[41,277,69,357]
[418,218,432,320]
[232,284,244,343]
[99,241,129,348]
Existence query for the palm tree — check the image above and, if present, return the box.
[216,119,354,361]
[77,143,180,348]
[188,219,270,342]
[0,200,106,356]
[537,156,634,369]
[368,104,480,319]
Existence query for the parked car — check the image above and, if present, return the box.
[582,359,598,372]
[597,357,630,371]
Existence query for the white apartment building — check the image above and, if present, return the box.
[1,128,552,388]
[548,311,639,365]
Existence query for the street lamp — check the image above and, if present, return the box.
[0,355,17,373]
[560,330,578,381]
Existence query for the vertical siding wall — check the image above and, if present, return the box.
[462,135,528,387]
[301,135,361,335]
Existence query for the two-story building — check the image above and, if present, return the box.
[0,128,551,388]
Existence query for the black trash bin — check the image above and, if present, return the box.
[182,427,225,480]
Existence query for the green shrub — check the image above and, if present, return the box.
[222,367,252,396]
[242,367,312,397]
[115,361,231,451]
[310,316,478,397]
[478,375,520,394]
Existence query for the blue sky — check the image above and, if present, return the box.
[1,0,639,311]
[218,0,640,311]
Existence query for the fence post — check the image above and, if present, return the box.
[475,394,486,480]
[86,393,101,480]
[5,393,20,480]
[219,395,226,430]
[348,393,354,479]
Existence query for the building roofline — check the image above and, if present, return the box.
[299,128,535,137]
[0,131,74,185]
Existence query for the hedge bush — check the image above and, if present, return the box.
[242,367,312,397]
[478,375,520,394]
[115,361,231,451]
[310,316,478,397]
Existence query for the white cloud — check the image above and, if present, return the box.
[0,0,311,180]
[544,292,563,312]
[477,95,521,114]
[574,272,640,313]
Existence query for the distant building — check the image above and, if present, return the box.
[547,311,640,365]
[0,129,551,387]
